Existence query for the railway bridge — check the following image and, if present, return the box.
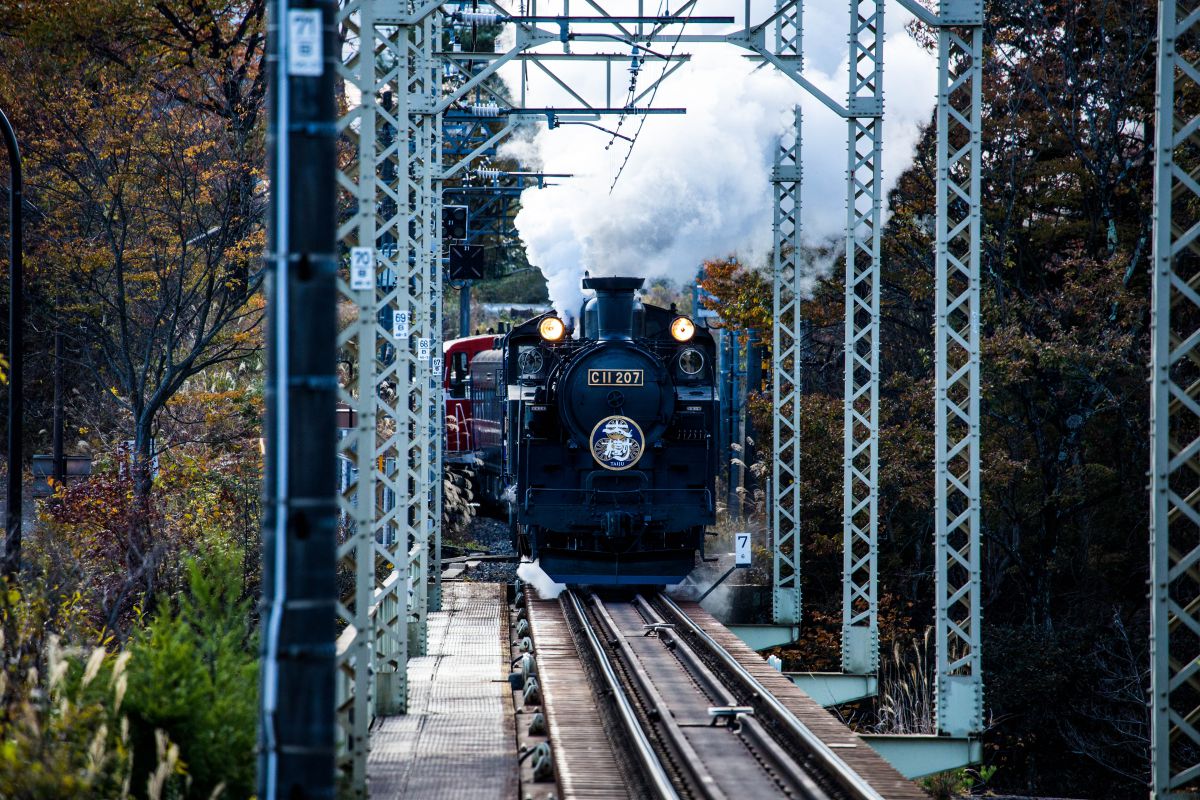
[250,0,1199,796]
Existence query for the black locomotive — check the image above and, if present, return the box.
[468,276,718,584]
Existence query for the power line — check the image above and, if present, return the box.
[608,2,695,193]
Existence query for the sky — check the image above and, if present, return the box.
[482,0,938,312]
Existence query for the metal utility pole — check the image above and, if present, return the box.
[841,0,884,678]
[259,0,338,798]
[333,0,384,786]
[1150,0,1200,792]
[931,4,984,739]
[1,107,22,579]
[722,331,739,517]
[460,280,472,337]
[770,76,803,627]
[52,330,63,486]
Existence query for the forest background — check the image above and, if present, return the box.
[0,0,1166,797]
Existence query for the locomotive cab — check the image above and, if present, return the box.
[501,276,719,585]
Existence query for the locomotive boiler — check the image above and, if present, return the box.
[468,276,719,584]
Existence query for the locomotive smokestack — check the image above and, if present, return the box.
[582,276,644,341]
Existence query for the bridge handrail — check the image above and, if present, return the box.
[335,546,422,752]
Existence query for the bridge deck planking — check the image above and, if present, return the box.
[527,594,632,799]
[673,600,930,800]
[368,583,516,799]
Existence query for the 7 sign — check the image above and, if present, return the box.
[734,532,752,567]
[286,10,323,77]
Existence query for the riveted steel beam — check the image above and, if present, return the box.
[1151,0,1200,793]
[769,0,803,626]
[932,18,983,738]
[840,0,883,677]
[333,0,394,791]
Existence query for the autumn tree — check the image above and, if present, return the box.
[0,0,266,564]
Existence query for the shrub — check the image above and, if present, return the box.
[0,626,133,798]
[124,533,258,800]
[0,579,188,799]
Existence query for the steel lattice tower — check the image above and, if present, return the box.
[770,0,804,628]
[1151,0,1200,792]
[840,0,884,676]
[932,8,984,738]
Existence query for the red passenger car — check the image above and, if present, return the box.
[443,333,501,463]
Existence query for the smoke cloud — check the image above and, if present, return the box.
[496,2,937,312]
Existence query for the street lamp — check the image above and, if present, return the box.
[0,107,22,578]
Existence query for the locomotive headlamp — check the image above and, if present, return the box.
[518,348,545,376]
[539,316,566,342]
[670,316,695,342]
[678,348,705,376]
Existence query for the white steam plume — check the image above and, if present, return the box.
[497,2,937,312]
[517,559,566,600]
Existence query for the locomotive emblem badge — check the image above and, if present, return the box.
[590,415,645,471]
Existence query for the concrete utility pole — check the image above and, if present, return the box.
[259,0,338,797]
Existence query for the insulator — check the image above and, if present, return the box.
[471,103,502,117]
[458,10,502,24]
[476,167,503,181]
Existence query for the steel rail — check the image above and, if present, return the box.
[629,595,830,800]
[657,595,887,800]
[589,595,728,800]
[565,590,680,800]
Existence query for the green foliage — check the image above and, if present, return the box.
[469,269,550,304]
[2,523,258,800]
[124,533,258,800]
[34,445,263,639]
[920,765,997,799]
[0,594,134,798]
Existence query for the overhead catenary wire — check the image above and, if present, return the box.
[603,43,648,151]
[608,0,696,192]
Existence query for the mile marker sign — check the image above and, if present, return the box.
[735,532,751,567]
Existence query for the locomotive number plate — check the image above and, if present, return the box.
[588,369,643,387]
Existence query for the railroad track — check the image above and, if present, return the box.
[559,589,888,800]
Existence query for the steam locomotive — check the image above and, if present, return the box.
[455,276,719,585]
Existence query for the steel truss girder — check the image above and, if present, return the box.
[841,0,883,677]
[933,22,983,738]
[770,0,803,627]
[395,5,441,652]
[333,0,445,790]
[1151,0,1200,793]
[333,0,384,790]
